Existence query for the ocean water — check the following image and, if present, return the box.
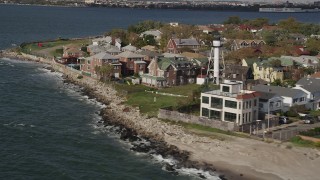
[0,4,318,180]
[0,59,216,179]
[0,4,319,50]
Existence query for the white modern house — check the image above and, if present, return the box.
[201,81,260,125]
[252,84,308,112]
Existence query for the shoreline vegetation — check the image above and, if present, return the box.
[1,44,320,179]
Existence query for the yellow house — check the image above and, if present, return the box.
[252,60,284,83]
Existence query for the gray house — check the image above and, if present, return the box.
[294,77,320,110]
[252,84,308,112]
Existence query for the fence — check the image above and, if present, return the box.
[158,109,238,131]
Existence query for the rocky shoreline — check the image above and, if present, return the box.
[64,75,224,179]
[0,50,226,179]
[3,50,320,180]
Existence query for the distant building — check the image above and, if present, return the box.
[117,51,146,76]
[201,81,260,125]
[166,38,200,54]
[231,39,265,51]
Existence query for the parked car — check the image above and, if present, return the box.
[303,115,316,124]
[279,116,290,125]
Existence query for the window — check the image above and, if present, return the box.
[249,101,252,108]
[222,86,230,93]
[211,97,222,108]
[224,112,236,122]
[225,100,237,108]
[300,97,305,102]
[202,108,209,117]
[210,110,221,119]
[254,99,257,106]
[87,60,91,64]
[202,96,209,104]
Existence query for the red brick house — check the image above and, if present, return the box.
[141,57,197,87]
[166,38,200,54]
[81,52,121,78]
[116,51,146,76]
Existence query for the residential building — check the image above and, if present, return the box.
[80,52,121,78]
[231,39,265,51]
[252,59,284,83]
[141,57,197,87]
[258,92,283,119]
[252,84,308,112]
[294,77,320,110]
[166,38,200,54]
[117,51,146,76]
[62,45,84,64]
[222,64,253,83]
[87,44,106,55]
[281,55,319,69]
[200,81,260,125]
[122,44,138,52]
[181,52,206,60]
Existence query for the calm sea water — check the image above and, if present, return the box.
[0,4,318,180]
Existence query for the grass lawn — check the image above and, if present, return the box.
[20,39,90,57]
[290,136,320,148]
[114,83,201,117]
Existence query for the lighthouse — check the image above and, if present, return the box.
[207,38,222,85]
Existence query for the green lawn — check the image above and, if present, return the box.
[290,136,320,148]
[20,39,90,57]
[114,83,201,117]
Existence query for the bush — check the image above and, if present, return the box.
[77,75,83,79]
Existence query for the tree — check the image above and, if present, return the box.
[127,20,163,34]
[271,79,282,86]
[278,18,301,34]
[306,38,320,56]
[263,31,277,46]
[95,64,113,82]
[245,18,269,29]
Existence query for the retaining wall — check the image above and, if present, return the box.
[158,109,238,131]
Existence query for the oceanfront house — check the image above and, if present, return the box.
[92,36,122,49]
[230,39,265,51]
[105,45,121,56]
[61,45,84,64]
[252,59,284,83]
[80,52,121,78]
[294,77,320,110]
[258,92,283,119]
[116,51,146,76]
[200,81,260,125]
[121,44,138,52]
[166,38,201,54]
[141,57,197,87]
[252,84,308,112]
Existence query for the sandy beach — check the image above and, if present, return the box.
[2,50,320,180]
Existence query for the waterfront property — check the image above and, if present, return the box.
[80,52,121,78]
[62,45,84,64]
[200,81,260,125]
[258,92,283,119]
[117,51,146,76]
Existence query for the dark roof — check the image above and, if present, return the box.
[296,77,320,93]
[259,92,279,102]
[158,57,193,70]
[252,84,305,98]
[223,65,250,81]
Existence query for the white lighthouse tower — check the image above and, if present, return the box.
[207,38,222,84]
